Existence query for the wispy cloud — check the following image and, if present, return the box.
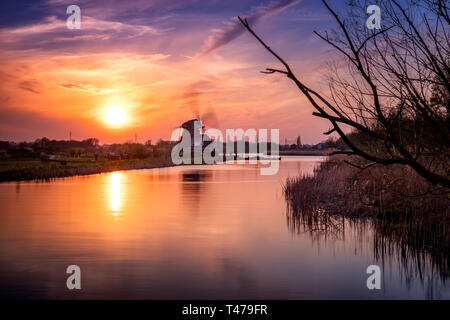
[18,80,40,94]
[0,15,164,54]
[57,81,119,95]
[197,0,302,57]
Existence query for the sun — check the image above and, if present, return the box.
[106,106,126,126]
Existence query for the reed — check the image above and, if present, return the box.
[284,157,450,286]
[284,156,450,252]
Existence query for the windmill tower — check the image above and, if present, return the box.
[181,119,204,147]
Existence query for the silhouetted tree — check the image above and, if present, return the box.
[239,0,449,188]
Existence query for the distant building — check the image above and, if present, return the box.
[107,152,121,160]
[296,136,302,149]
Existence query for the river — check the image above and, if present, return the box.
[0,157,448,299]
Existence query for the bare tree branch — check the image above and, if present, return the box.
[238,0,450,188]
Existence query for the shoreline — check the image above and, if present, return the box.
[0,158,177,183]
[0,154,327,183]
[278,150,328,156]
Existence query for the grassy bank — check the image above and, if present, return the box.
[0,156,175,182]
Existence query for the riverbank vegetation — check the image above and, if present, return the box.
[0,138,175,182]
[283,154,449,284]
[283,154,449,290]
[0,157,174,182]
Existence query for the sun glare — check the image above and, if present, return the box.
[110,171,121,215]
[107,106,126,126]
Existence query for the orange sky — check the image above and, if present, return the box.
[0,0,339,144]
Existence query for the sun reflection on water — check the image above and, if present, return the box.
[110,172,121,216]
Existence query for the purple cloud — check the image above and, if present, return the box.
[198,0,302,57]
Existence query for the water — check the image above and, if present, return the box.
[0,157,448,299]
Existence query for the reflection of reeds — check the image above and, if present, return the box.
[372,212,450,282]
[284,157,450,286]
[371,217,449,299]
[285,205,345,240]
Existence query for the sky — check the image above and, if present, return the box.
[0,0,349,144]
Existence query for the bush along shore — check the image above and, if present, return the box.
[284,156,450,256]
